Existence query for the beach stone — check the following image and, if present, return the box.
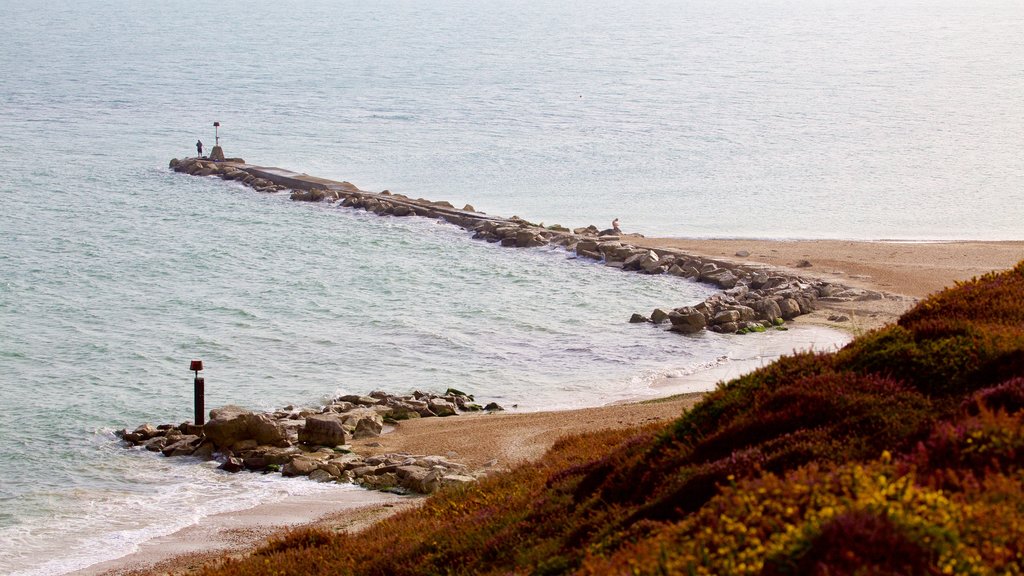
[735,250,750,257]
[191,440,216,460]
[343,408,384,439]
[753,299,782,322]
[428,398,457,417]
[650,308,670,324]
[629,313,649,323]
[668,307,706,334]
[712,310,741,325]
[715,322,739,334]
[360,472,399,490]
[484,402,504,411]
[712,270,739,289]
[667,264,687,277]
[249,414,289,446]
[337,394,380,406]
[161,435,200,457]
[203,406,252,448]
[762,276,791,290]
[204,406,290,450]
[639,251,663,273]
[778,298,802,320]
[750,271,770,289]
[515,230,545,248]
[219,457,244,473]
[143,437,169,452]
[441,474,477,488]
[131,423,159,441]
[308,469,334,482]
[397,465,440,494]
[282,457,320,477]
[299,414,349,447]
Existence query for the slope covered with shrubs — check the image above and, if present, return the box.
[195,261,1024,575]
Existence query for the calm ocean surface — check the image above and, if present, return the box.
[2,0,1021,573]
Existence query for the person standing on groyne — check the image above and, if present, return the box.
[196,140,203,157]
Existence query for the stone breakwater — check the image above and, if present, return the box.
[117,389,504,494]
[169,156,893,334]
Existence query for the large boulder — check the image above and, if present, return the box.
[650,308,670,324]
[397,465,440,494]
[203,406,289,450]
[248,413,289,445]
[752,299,783,322]
[343,408,384,439]
[668,307,707,334]
[712,310,741,325]
[203,406,251,449]
[282,456,320,477]
[778,298,802,320]
[428,398,457,417]
[299,414,349,447]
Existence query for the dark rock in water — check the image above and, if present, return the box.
[191,440,216,460]
[484,402,504,412]
[629,313,650,323]
[219,457,244,473]
[668,307,707,334]
[650,309,670,324]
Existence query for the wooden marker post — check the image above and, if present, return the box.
[190,360,205,426]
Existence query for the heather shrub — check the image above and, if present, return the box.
[587,461,1024,575]
[899,261,1024,329]
[908,409,1024,486]
[834,261,1024,399]
[191,261,1024,576]
[966,377,1024,415]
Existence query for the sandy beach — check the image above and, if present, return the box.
[84,238,1022,576]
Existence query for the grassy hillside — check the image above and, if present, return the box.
[195,261,1024,575]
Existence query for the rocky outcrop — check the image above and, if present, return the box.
[117,389,503,494]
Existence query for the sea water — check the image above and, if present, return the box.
[2,0,1022,573]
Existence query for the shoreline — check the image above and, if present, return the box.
[87,158,1022,576]
[79,236,1020,576]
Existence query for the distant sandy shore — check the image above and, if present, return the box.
[82,238,1022,576]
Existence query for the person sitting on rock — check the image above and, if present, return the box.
[196,140,203,157]
[612,218,622,235]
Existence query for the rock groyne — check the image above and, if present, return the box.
[169,156,895,334]
[118,389,502,494]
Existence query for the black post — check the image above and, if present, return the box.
[194,377,205,426]
[189,359,205,426]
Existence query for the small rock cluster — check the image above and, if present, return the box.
[171,156,892,334]
[117,389,503,494]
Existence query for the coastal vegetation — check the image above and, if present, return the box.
[193,261,1024,575]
